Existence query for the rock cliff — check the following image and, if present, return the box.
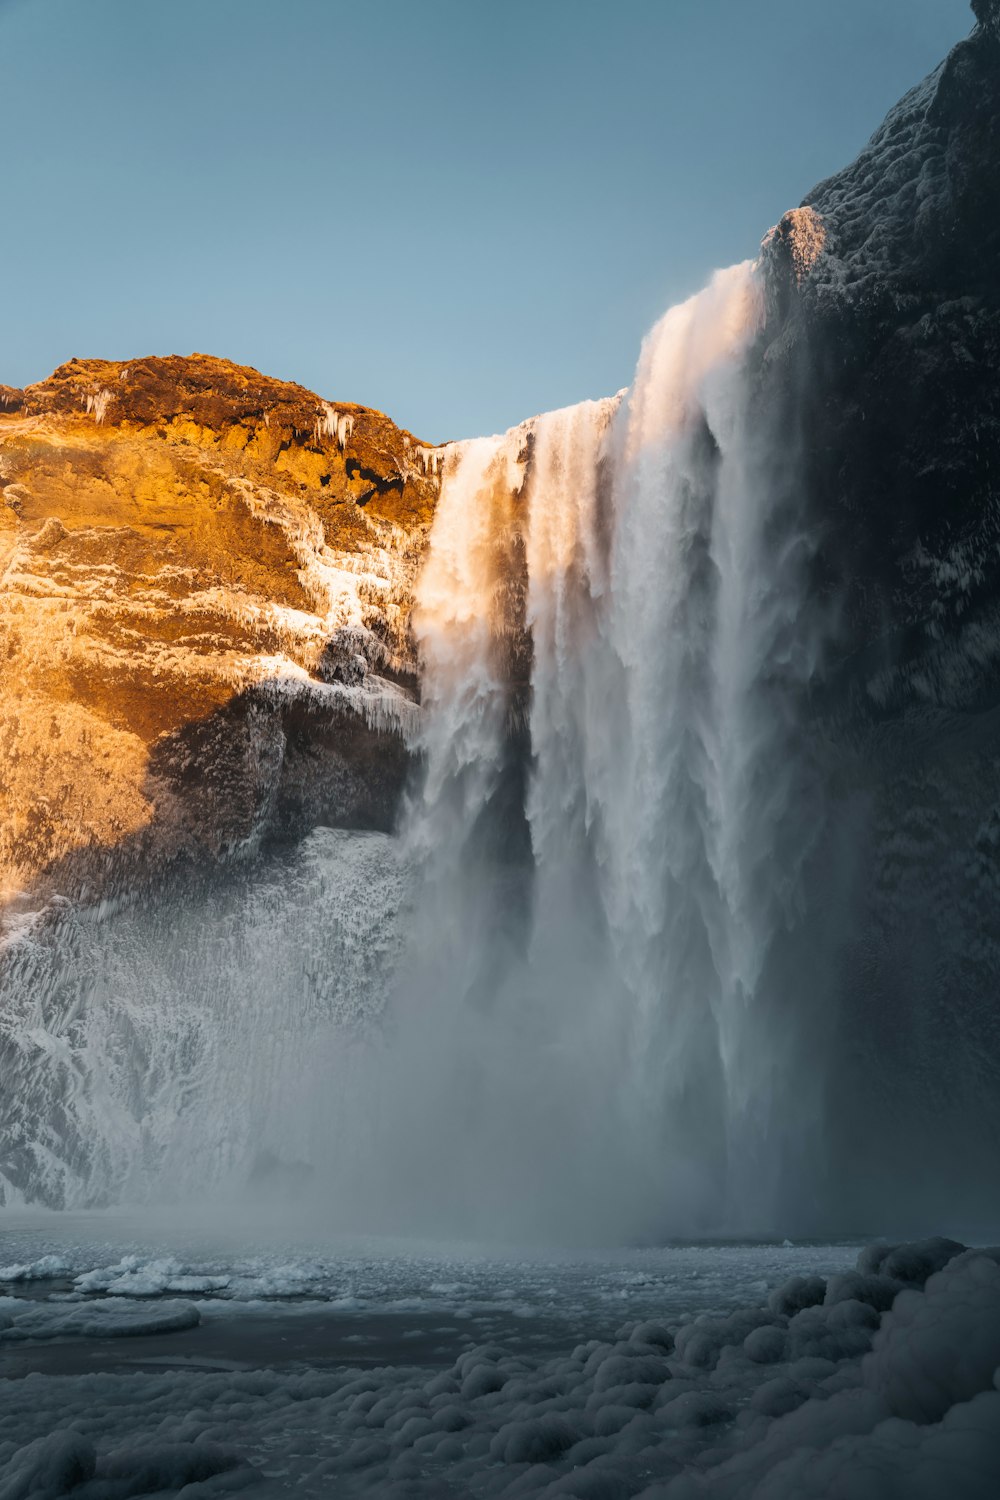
[0,355,441,923]
[755,0,1000,1224]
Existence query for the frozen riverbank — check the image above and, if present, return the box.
[2,1220,999,1497]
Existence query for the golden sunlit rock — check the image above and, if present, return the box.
[0,354,443,924]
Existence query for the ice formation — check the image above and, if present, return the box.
[1,1235,998,1498]
[315,401,355,450]
[83,388,111,423]
[0,830,405,1207]
[416,444,445,476]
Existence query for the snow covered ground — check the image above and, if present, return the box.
[1,1218,999,1497]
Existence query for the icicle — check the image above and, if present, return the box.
[315,402,355,451]
[84,389,112,424]
[415,445,444,476]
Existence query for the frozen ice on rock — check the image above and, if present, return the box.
[862,1250,1000,1422]
[822,1271,901,1311]
[73,1256,230,1297]
[0,1431,96,1500]
[743,1325,786,1364]
[766,1274,826,1316]
[626,1321,675,1352]
[0,1297,200,1342]
[0,1256,70,1282]
[490,1414,581,1463]
[0,1432,251,1500]
[673,1308,783,1369]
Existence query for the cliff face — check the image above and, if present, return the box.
[757,1,1000,1222]
[0,355,441,921]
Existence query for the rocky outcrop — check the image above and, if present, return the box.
[0,355,442,924]
[755,2,1000,1225]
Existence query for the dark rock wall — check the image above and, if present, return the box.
[759,2,1000,1228]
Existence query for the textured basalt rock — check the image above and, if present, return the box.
[973,0,1000,41]
[0,355,441,922]
[755,1,1000,1224]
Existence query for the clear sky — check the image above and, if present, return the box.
[1,0,971,441]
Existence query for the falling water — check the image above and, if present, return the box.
[317,259,823,1240]
[539,263,824,1226]
[0,259,826,1237]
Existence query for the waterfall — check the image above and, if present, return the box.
[551,262,823,1226]
[0,260,826,1238]
[320,259,823,1240]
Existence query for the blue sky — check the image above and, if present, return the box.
[1,0,970,440]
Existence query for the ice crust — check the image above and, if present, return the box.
[0,1431,249,1500]
[0,828,406,1209]
[1,1237,998,1498]
[0,1296,200,1342]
